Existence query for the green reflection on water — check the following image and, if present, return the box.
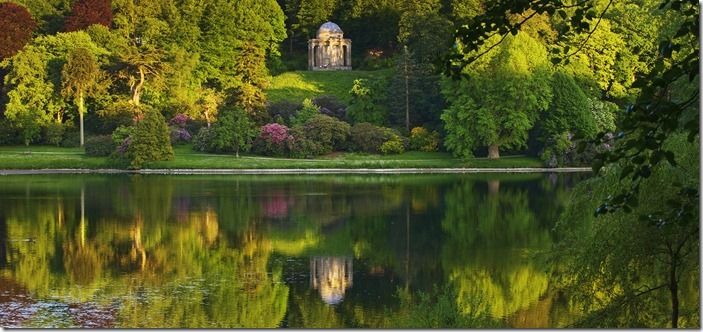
[1,173,583,328]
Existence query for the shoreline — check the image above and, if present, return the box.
[0,167,592,175]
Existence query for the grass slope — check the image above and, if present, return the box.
[0,145,545,170]
[267,70,392,104]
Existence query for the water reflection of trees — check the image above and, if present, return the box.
[440,178,564,326]
[0,174,587,328]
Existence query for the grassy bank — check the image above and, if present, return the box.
[0,145,545,170]
[267,70,392,104]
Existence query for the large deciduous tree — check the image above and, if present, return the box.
[61,47,103,146]
[441,33,552,159]
[64,0,113,32]
[0,2,37,60]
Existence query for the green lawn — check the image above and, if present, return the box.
[0,145,545,169]
[267,70,392,104]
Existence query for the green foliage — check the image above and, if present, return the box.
[379,134,405,155]
[290,98,319,127]
[208,106,256,156]
[409,127,439,152]
[537,71,597,166]
[125,109,174,169]
[84,135,116,156]
[43,122,66,146]
[62,46,104,146]
[2,31,108,145]
[301,114,350,154]
[441,33,552,158]
[347,78,388,125]
[554,134,699,328]
[349,122,389,153]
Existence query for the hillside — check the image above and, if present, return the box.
[266,70,392,104]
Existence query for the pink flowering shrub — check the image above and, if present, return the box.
[169,114,192,144]
[253,123,293,156]
[169,114,189,128]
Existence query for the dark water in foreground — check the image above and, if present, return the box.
[0,173,588,328]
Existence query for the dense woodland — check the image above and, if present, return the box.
[0,0,695,167]
[0,0,699,328]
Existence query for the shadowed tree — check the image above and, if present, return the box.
[62,47,103,146]
[0,2,37,60]
[64,0,114,32]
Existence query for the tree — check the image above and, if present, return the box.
[536,70,598,165]
[347,78,388,125]
[295,0,338,38]
[125,108,173,169]
[210,105,256,157]
[62,47,103,146]
[444,0,699,327]
[387,46,443,132]
[2,31,108,145]
[441,33,552,159]
[116,44,167,109]
[64,0,113,32]
[0,2,37,60]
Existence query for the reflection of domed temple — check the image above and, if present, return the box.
[310,256,353,305]
[308,22,352,71]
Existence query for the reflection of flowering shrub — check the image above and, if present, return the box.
[262,195,289,218]
[253,123,293,156]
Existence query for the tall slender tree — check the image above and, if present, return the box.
[61,47,103,146]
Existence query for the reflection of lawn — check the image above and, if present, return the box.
[267,70,392,103]
[0,145,546,169]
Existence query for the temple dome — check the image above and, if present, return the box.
[317,21,343,38]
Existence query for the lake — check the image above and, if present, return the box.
[0,173,588,328]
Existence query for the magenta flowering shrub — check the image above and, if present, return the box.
[253,123,293,156]
[169,114,189,128]
[260,123,290,144]
[169,114,192,144]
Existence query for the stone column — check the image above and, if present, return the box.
[308,40,313,70]
[345,40,352,69]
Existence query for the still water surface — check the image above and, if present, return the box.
[0,173,586,328]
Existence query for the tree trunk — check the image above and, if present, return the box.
[133,66,145,107]
[79,94,85,147]
[488,144,500,159]
[670,258,679,328]
[404,46,410,132]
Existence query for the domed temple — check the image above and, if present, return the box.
[308,22,352,71]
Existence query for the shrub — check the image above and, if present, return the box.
[380,134,405,155]
[125,110,174,169]
[409,127,440,152]
[253,123,292,157]
[61,130,81,147]
[350,122,389,153]
[44,123,66,146]
[85,135,116,156]
[302,114,350,154]
[192,127,215,152]
[290,98,320,127]
[266,100,301,126]
[288,126,323,158]
[313,95,347,121]
[170,127,192,144]
[0,120,21,145]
